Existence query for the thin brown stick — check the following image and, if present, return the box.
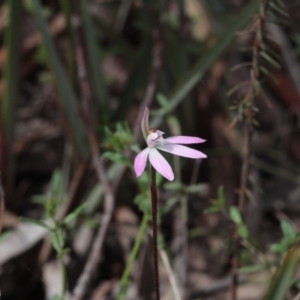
[71,3,115,299]
[150,166,160,300]
[238,122,253,217]
[230,1,270,299]
[160,249,181,300]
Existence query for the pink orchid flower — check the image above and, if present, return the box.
[134,107,207,181]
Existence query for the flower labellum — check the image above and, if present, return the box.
[134,107,207,181]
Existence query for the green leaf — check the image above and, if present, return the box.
[280,220,296,245]
[164,182,183,192]
[263,32,279,45]
[46,197,58,219]
[102,152,130,166]
[260,51,281,69]
[63,203,86,225]
[136,171,150,189]
[51,169,63,198]
[83,183,103,214]
[186,184,205,193]
[262,246,300,300]
[217,186,225,207]
[134,193,151,213]
[156,93,170,110]
[31,195,47,204]
[229,206,242,225]
[204,187,226,214]
[270,243,288,253]
[259,66,279,84]
[238,224,249,239]
[50,229,64,253]
[57,248,70,258]
[269,1,288,17]
[204,206,222,214]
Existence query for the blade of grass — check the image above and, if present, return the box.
[117,212,150,300]
[262,245,300,300]
[80,0,109,124]
[150,0,260,128]
[1,0,22,191]
[32,0,88,158]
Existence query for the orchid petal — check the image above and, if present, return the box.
[164,136,206,144]
[149,149,174,181]
[141,107,149,141]
[157,144,207,159]
[134,147,151,177]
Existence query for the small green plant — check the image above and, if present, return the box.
[204,186,226,214]
[102,122,134,152]
[270,219,297,253]
[23,169,86,299]
[229,206,249,239]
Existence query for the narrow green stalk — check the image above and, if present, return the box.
[53,219,67,298]
[117,212,149,300]
[150,166,160,300]
[59,255,67,299]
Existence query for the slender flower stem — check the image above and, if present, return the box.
[117,212,149,300]
[150,165,160,300]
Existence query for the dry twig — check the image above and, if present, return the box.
[230,1,271,299]
[160,249,181,300]
[71,5,115,299]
